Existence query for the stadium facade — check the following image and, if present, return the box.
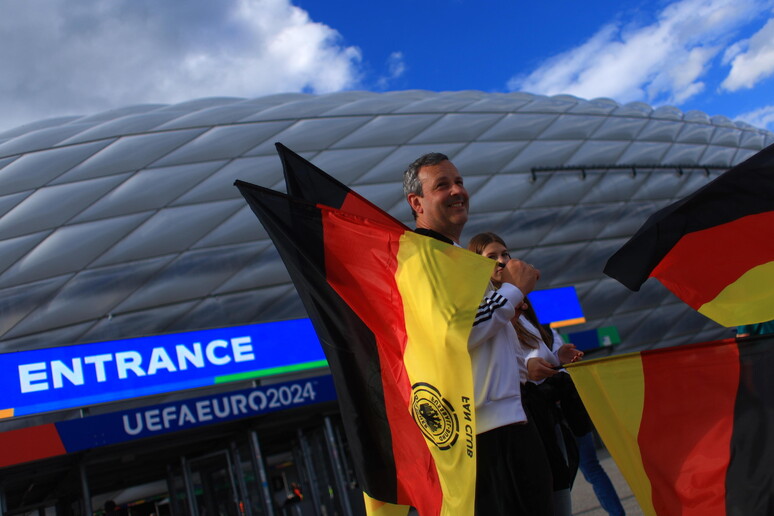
[0,90,771,515]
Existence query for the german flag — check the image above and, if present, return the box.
[603,142,774,327]
[567,336,774,516]
[276,143,410,515]
[235,180,491,515]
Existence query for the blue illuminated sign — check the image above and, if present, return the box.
[56,375,337,451]
[0,319,327,418]
[529,286,585,328]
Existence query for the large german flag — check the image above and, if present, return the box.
[603,142,774,327]
[276,143,411,515]
[235,180,492,515]
[567,336,774,516]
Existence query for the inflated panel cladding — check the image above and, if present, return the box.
[113,243,268,312]
[538,114,607,140]
[90,200,242,266]
[72,162,225,222]
[248,117,372,154]
[0,140,114,194]
[0,91,769,353]
[2,256,176,339]
[153,122,295,166]
[0,213,151,288]
[60,112,179,145]
[409,113,504,144]
[0,175,129,240]
[55,129,207,182]
[331,114,443,148]
[0,123,100,157]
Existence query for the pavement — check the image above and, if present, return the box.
[570,448,644,516]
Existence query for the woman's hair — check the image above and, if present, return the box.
[520,298,554,349]
[467,231,551,349]
[466,231,505,255]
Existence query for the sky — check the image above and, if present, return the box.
[2,0,774,134]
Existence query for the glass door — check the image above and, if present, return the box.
[187,451,241,516]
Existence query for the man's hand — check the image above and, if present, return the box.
[527,357,557,382]
[500,259,540,295]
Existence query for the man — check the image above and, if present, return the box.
[404,152,469,245]
[403,153,554,515]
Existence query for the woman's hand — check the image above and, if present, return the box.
[557,343,583,364]
[511,302,529,324]
[527,357,558,382]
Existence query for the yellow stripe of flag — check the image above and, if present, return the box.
[698,261,774,326]
[396,232,493,516]
[363,492,411,516]
[567,354,657,516]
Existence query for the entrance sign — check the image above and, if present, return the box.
[0,375,337,468]
[0,319,327,418]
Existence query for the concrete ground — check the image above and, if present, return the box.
[570,449,644,516]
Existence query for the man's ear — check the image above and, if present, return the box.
[406,193,423,215]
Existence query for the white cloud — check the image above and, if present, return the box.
[735,104,774,131]
[509,0,764,105]
[376,51,406,89]
[0,0,362,131]
[721,17,774,90]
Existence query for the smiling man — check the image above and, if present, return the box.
[402,153,552,516]
[403,152,469,245]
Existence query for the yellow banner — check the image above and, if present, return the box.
[396,232,492,516]
[567,355,656,516]
[363,492,411,516]
[698,261,774,326]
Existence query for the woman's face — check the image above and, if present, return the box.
[480,241,510,284]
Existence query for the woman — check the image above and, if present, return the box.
[469,232,582,516]
[466,233,554,516]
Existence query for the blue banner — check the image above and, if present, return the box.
[55,375,337,452]
[530,286,585,327]
[0,319,327,417]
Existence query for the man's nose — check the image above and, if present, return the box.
[450,183,467,197]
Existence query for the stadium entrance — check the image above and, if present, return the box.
[0,381,367,516]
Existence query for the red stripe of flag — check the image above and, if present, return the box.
[322,209,442,511]
[652,212,774,309]
[638,340,739,516]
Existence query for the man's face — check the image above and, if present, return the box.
[408,160,469,241]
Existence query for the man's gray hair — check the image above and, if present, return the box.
[403,152,449,219]
[402,153,450,219]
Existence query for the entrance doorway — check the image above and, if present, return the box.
[186,451,241,516]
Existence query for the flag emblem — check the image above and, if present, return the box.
[411,383,459,450]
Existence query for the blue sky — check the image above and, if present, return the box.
[2,0,774,133]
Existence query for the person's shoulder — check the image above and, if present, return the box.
[414,227,454,245]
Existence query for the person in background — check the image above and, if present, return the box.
[520,309,626,516]
[576,429,626,516]
[405,154,553,516]
[736,319,774,338]
[518,299,581,516]
[468,231,581,516]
